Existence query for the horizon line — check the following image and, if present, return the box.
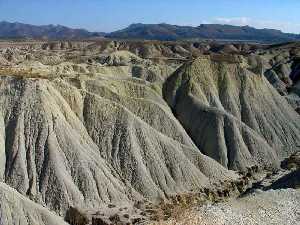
[1,20,299,35]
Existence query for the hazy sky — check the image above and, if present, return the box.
[0,0,300,33]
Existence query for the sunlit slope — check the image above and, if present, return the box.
[164,56,300,170]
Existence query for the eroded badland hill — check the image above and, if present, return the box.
[0,40,299,225]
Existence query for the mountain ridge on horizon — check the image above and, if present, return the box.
[107,23,300,42]
[0,21,106,40]
[0,20,300,43]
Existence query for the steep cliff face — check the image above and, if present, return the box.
[163,56,300,171]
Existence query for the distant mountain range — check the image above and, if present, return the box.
[107,23,300,43]
[1,21,300,43]
[0,21,105,40]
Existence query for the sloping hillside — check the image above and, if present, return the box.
[0,40,299,225]
[0,54,236,219]
[163,55,300,170]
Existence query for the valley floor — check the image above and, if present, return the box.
[151,189,300,225]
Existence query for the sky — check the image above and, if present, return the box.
[0,0,300,33]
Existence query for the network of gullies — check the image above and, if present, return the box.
[0,39,299,225]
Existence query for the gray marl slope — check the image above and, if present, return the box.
[1,41,300,224]
[0,74,235,217]
[163,56,300,171]
[0,182,68,225]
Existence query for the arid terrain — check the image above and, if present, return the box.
[0,39,299,225]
